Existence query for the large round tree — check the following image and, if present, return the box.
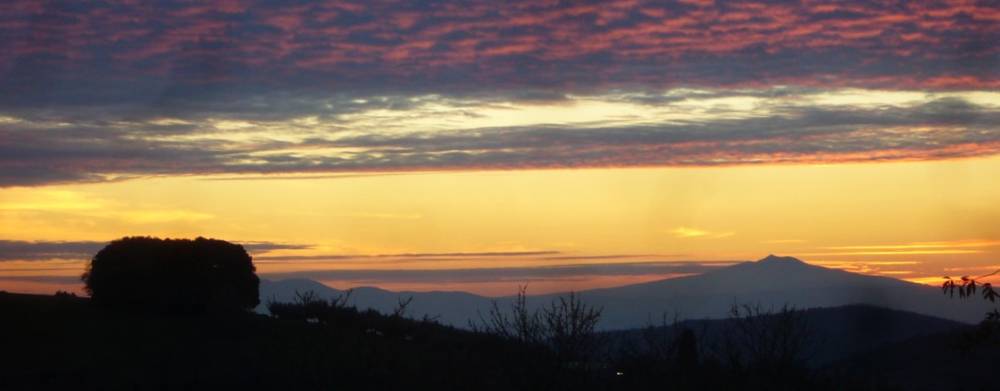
[82,236,260,315]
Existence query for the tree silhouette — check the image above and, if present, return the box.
[475,286,603,365]
[81,236,260,315]
[717,304,813,376]
[675,328,699,372]
[942,269,999,304]
[942,269,1000,347]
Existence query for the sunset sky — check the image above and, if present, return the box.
[1,0,997,296]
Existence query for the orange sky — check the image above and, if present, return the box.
[2,154,998,296]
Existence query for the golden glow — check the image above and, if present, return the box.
[2,155,999,295]
[670,227,735,239]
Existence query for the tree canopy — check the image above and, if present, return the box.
[82,236,260,315]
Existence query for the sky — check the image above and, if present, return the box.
[0,0,998,296]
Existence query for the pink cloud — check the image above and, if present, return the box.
[0,0,994,90]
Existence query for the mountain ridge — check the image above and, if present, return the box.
[260,255,995,329]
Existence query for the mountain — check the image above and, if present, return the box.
[569,254,992,329]
[259,278,491,326]
[260,255,996,330]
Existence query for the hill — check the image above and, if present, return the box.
[258,278,490,326]
[829,326,1000,391]
[605,304,969,367]
[3,291,997,390]
[0,291,557,390]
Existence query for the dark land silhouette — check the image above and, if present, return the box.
[1,237,998,390]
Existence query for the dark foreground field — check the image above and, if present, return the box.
[0,292,560,390]
[1,291,997,391]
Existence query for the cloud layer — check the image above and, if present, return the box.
[0,239,309,261]
[2,0,995,97]
[2,88,997,186]
[257,261,732,284]
[0,0,997,186]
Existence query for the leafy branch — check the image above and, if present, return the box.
[942,269,999,303]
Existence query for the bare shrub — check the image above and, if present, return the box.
[474,286,603,365]
[267,289,353,323]
[715,304,813,373]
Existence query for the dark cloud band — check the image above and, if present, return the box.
[1,95,996,187]
[0,240,308,261]
[259,261,735,284]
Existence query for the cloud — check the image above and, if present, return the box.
[761,239,807,244]
[2,0,996,99]
[0,275,82,284]
[811,260,922,275]
[0,256,736,294]
[670,227,734,239]
[254,251,561,262]
[0,0,994,122]
[823,240,1000,250]
[0,239,312,261]
[258,260,735,284]
[804,250,983,256]
[1,90,997,187]
[0,0,997,186]
[805,239,1000,256]
[334,212,424,221]
[241,241,315,254]
[0,240,105,261]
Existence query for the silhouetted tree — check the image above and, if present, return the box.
[675,328,699,371]
[942,269,999,305]
[541,292,603,365]
[713,304,814,388]
[730,304,811,365]
[475,286,603,364]
[267,289,354,323]
[81,236,260,315]
[942,269,1000,347]
[475,285,544,344]
[611,314,708,390]
[473,286,604,389]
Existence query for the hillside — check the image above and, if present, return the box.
[0,291,559,391]
[605,304,969,366]
[830,327,1000,391]
[3,291,997,390]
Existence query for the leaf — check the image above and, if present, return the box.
[983,283,997,303]
[943,280,955,297]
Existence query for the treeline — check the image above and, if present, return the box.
[262,286,900,390]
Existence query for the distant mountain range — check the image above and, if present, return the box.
[259,255,995,330]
